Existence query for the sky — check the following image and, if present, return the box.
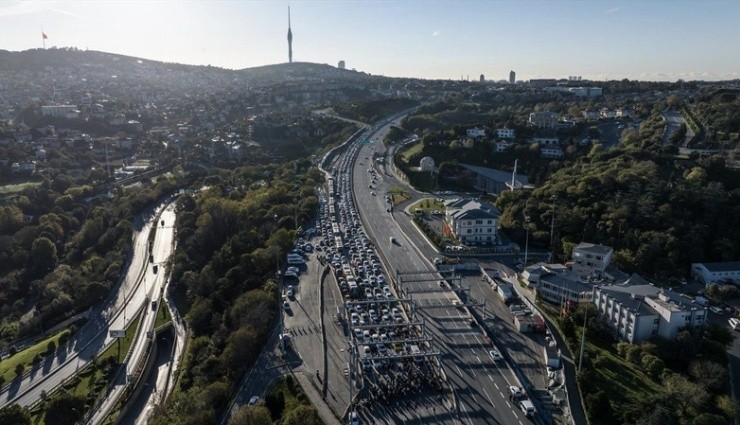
[0,0,738,82]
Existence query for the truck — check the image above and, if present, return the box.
[153,265,159,274]
[496,282,513,303]
[518,399,536,417]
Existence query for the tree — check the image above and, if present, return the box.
[693,413,726,425]
[584,390,613,424]
[689,360,727,393]
[0,404,31,425]
[282,405,322,425]
[44,392,85,425]
[31,236,58,275]
[14,363,24,377]
[263,390,285,420]
[666,95,682,108]
[228,406,272,425]
[640,354,665,380]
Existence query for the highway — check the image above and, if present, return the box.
[89,205,178,424]
[0,203,172,411]
[349,122,531,425]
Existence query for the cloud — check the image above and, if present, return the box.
[432,30,440,37]
[603,5,626,14]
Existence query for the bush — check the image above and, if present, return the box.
[46,340,57,355]
[626,346,642,364]
[15,363,25,376]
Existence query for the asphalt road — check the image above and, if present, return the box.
[352,124,531,425]
[89,205,178,424]
[0,204,170,409]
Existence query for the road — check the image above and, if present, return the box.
[352,122,532,425]
[89,205,178,424]
[0,204,170,409]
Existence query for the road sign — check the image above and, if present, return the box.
[110,329,126,338]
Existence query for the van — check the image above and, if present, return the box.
[519,399,536,417]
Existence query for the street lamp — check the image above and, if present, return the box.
[524,215,530,266]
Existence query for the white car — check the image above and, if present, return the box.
[490,349,503,361]
[248,396,260,406]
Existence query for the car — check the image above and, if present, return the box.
[490,349,503,361]
[349,411,360,425]
[353,328,363,339]
[282,301,291,311]
[286,286,294,298]
[508,385,526,399]
[469,319,477,327]
[248,396,260,406]
[439,280,446,288]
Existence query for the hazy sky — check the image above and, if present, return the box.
[1,0,738,81]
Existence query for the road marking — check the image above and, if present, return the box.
[500,391,505,399]
[506,401,511,409]
[476,355,481,364]
[494,382,499,390]
[488,374,494,382]
[456,365,464,377]
[483,388,494,406]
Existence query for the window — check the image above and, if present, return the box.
[653,319,659,325]
[467,229,471,234]
[487,228,492,233]
[475,220,482,225]
[487,220,492,224]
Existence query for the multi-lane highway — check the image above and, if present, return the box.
[348,122,532,425]
[0,203,174,412]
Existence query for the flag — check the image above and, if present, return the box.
[42,32,48,40]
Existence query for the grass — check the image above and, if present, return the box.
[98,311,142,364]
[387,187,411,205]
[0,328,71,386]
[538,302,661,420]
[154,301,172,331]
[0,181,42,194]
[399,141,424,163]
[28,311,143,425]
[409,197,445,213]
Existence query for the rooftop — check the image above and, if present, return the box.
[459,163,529,185]
[574,242,613,255]
[694,261,740,272]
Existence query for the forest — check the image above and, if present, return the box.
[148,161,323,425]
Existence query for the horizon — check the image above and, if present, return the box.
[0,0,738,82]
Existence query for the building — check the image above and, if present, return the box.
[528,111,558,129]
[582,110,599,120]
[509,71,516,84]
[594,281,707,343]
[615,108,633,118]
[600,108,617,119]
[536,271,594,305]
[480,74,485,82]
[544,86,602,98]
[572,242,613,278]
[459,163,529,195]
[496,128,515,139]
[338,60,346,69]
[445,198,500,245]
[494,141,513,153]
[522,263,570,286]
[41,105,78,119]
[466,127,486,138]
[691,262,740,286]
[540,146,564,158]
[532,137,559,146]
[419,156,435,172]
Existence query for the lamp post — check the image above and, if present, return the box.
[524,215,530,267]
[549,195,558,249]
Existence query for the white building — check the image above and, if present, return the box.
[600,108,617,119]
[582,110,599,120]
[496,128,515,139]
[445,198,500,245]
[536,271,594,305]
[540,146,564,158]
[42,105,79,119]
[691,262,740,286]
[494,141,513,152]
[528,111,559,129]
[594,280,707,343]
[466,127,486,138]
[572,242,613,278]
[615,108,633,118]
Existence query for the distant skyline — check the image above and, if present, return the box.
[0,0,738,81]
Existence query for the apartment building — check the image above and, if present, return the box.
[528,111,559,129]
[496,128,515,139]
[594,281,707,343]
[572,242,613,278]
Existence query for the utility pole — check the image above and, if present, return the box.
[578,306,588,371]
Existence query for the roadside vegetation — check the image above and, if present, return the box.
[544,302,738,425]
[408,197,445,213]
[332,98,418,124]
[0,326,76,388]
[147,160,322,425]
[229,375,323,425]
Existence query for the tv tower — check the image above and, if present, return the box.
[287,6,293,63]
